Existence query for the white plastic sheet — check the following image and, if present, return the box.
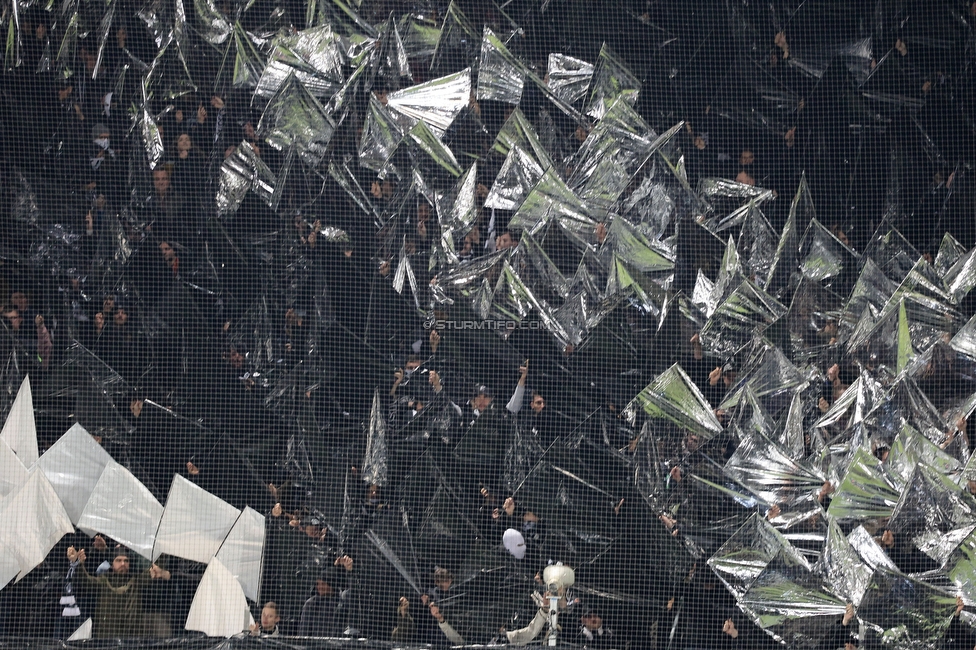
[184,557,254,638]
[153,475,241,564]
[0,376,38,467]
[37,423,112,524]
[77,461,164,561]
[214,506,265,602]
[0,438,28,498]
[0,544,20,590]
[67,618,92,640]
[0,469,73,582]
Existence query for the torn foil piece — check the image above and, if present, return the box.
[857,568,957,646]
[257,74,335,166]
[216,142,277,216]
[626,364,723,439]
[386,68,471,137]
[826,448,902,523]
[819,520,874,606]
[547,53,593,106]
[708,513,808,599]
[361,390,388,487]
[586,43,640,120]
[484,143,545,211]
[476,27,524,105]
[738,552,847,648]
[358,95,404,173]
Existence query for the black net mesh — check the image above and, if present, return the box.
[1,1,976,649]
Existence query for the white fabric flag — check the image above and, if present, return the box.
[67,618,93,640]
[214,506,265,602]
[185,558,254,637]
[0,438,28,498]
[0,376,38,467]
[153,475,241,563]
[0,469,74,582]
[37,423,112,524]
[77,461,163,561]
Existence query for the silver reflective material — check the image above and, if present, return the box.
[257,74,335,165]
[627,364,723,439]
[371,16,411,86]
[708,513,808,599]
[814,371,886,430]
[934,233,967,278]
[826,448,901,523]
[819,520,873,606]
[944,247,976,304]
[951,313,976,359]
[508,168,595,236]
[887,424,961,485]
[585,44,640,120]
[724,432,824,506]
[215,23,265,90]
[857,568,958,646]
[140,107,165,170]
[493,108,555,170]
[255,25,345,101]
[798,218,858,284]
[483,144,545,211]
[216,142,276,216]
[698,177,775,204]
[887,464,976,566]
[766,174,816,296]
[738,552,847,647]
[848,525,898,572]
[546,54,593,106]
[475,27,523,105]
[721,343,806,410]
[386,68,471,137]
[398,15,440,59]
[406,120,462,177]
[699,279,787,358]
[359,95,404,173]
[361,390,388,487]
[568,102,666,215]
[192,0,232,45]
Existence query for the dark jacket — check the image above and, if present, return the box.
[78,564,152,638]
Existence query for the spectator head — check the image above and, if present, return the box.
[112,551,130,574]
[159,241,178,263]
[580,607,602,630]
[92,123,111,145]
[175,133,193,157]
[260,602,280,631]
[530,391,545,414]
[243,121,257,142]
[152,167,172,195]
[10,292,28,311]
[315,570,335,597]
[102,295,116,314]
[2,308,21,331]
[496,230,517,250]
[472,385,493,411]
[366,483,382,504]
[405,355,422,372]
[113,306,128,327]
[433,567,453,590]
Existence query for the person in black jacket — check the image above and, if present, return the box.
[299,558,354,637]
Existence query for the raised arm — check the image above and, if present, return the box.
[507,362,529,413]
